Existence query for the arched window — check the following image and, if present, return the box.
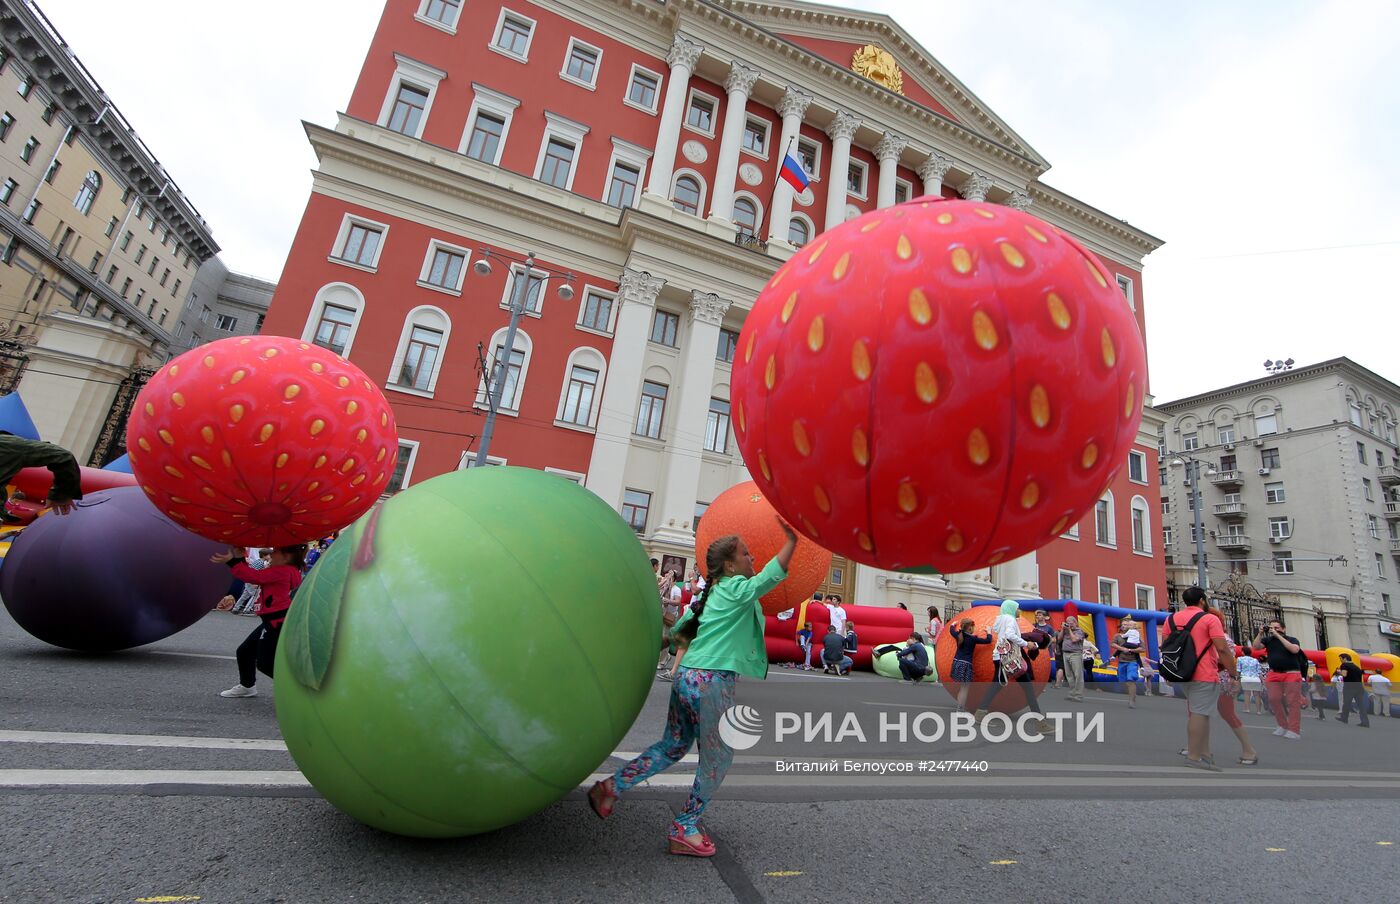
[73,171,101,215]
[787,216,811,248]
[301,283,366,357]
[556,346,607,428]
[733,197,759,237]
[672,174,702,215]
[387,305,452,396]
[1130,495,1151,554]
[1095,490,1116,547]
[476,327,533,413]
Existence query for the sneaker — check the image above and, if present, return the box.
[219,684,257,698]
[1272,727,1287,736]
[1282,730,1300,740]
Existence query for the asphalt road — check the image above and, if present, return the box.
[2,608,1397,904]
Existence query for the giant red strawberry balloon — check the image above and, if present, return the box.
[732,198,1146,573]
[126,335,399,546]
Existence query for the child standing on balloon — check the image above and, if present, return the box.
[588,519,797,858]
[212,545,306,698]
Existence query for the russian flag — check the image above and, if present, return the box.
[779,151,811,193]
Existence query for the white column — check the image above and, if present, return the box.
[651,291,732,548]
[644,35,703,199]
[707,61,761,223]
[585,269,666,508]
[948,570,1000,609]
[874,131,906,209]
[993,552,1041,601]
[1004,189,1032,211]
[960,171,993,202]
[766,86,813,245]
[823,110,861,230]
[916,152,953,197]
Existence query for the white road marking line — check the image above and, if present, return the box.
[148,651,237,661]
[0,769,308,787]
[0,729,286,751]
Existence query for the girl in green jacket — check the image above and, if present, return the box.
[588,519,796,858]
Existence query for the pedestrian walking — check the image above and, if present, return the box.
[1367,671,1392,717]
[1306,665,1327,721]
[974,601,1053,735]
[588,521,797,858]
[948,617,992,711]
[1237,653,1264,713]
[1111,617,1146,708]
[213,545,306,698]
[1164,587,1237,771]
[1334,654,1370,728]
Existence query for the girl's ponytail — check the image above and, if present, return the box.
[681,534,740,637]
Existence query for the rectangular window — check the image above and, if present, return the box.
[160,268,170,287]
[1160,495,1170,515]
[492,345,525,408]
[686,92,715,134]
[387,82,430,136]
[621,489,651,533]
[1379,449,1386,467]
[606,161,640,208]
[1135,586,1153,609]
[1256,413,1278,435]
[399,326,444,391]
[105,216,118,237]
[424,246,466,290]
[1268,516,1291,540]
[41,100,57,124]
[1058,571,1078,600]
[20,136,38,162]
[494,12,534,58]
[43,160,59,183]
[20,199,39,224]
[0,178,15,205]
[635,381,667,438]
[337,222,383,267]
[1162,525,1173,546]
[704,398,730,453]
[313,303,356,355]
[539,137,575,189]
[716,328,739,364]
[0,111,12,140]
[465,112,505,163]
[1182,432,1199,452]
[797,137,819,177]
[563,40,600,87]
[135,245,147,264]
[579,290,613,333]
[1369,514,1381,540]
[421,0,461,26]
[560,364,599,426]
[1218,425,1236,444]
[894,181,910,204]
[105,265,117,284]
[1260,448,1280,469]
[1098,579,1117,606]
[742,116,768,155]
[1358,441,1368,465]
[1128,450,1146,483]
[1062,522,1079,540]
[1131,507,1148,552]
[148,256,159,276]
[693,502,709,533]
[386,443,417,494]
[120,277,132,298]
[847,160,867,197]
[17,76,32,99]
[171,278,181,296]
[120,231,132,251]
[215,313,238,331]
[1265,481,1286,504]
[1273,551,1294,575]
[649,309,679,347]
[626,67,660,112]
[1095,498,1113,546]
[1219,453,1237,472]
[1379,553,1388,579]
[1363,478,1374,501]
[1116,274,1135,310]
[200,305,211,323]
[88,251,100,272]
[135,289,146,309]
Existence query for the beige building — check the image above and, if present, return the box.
[1157,358,1400,654]
[0,0,217,463]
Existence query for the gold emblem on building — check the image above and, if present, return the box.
[851,44,904,94]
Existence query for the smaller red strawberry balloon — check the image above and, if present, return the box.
[732,198,1146,573]
[126,335,399,546]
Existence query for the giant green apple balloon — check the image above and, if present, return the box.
[275,466,660,837]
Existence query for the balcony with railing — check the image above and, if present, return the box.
[1390,537,1400,556]
[1214,501,1248,520]
[1209,469,1244,488]
[1386,500,1400,521]
[1380,464,1400,487]
[1216,535,1251,552]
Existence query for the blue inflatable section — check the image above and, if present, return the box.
[972,598,1171,687]
[102,454,133,473]
[0,393,40,441]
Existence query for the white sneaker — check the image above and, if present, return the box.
[220,684,257,698]
[1272,727,1287,736]
[1282,730,1301,740]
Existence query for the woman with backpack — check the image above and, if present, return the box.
[973,601,1053,735]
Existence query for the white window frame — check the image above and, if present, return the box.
[1130,495,1151,555]
[1127,449,1147,484]
[414,0,461,33]
[602,137,652,209]
[489,8,537,63]
[1057,570,1079,601]
[329,213,390,272]
[670,168,707,217]
[459,452,508,470]
[1218,424,1236,445]
[1095,491,1117,548]
[796,135,822,182]
[1097,578,1119,607]
[846,158,869,200]
[1269,516,1292,540]
[1182,432,1199,452]
[731,191,764,238]
[377,53,446,140]
[575,284,618,337]
[559,37,603,91]
[1265,481,1286,504]
[1116,273,1135,311]
[458,83,521,165]
[1273,551,1294,575]
[1134,584,1155,610]
[475,327,533,415]
[683,87,720,139]
[387,439,421,494]
[554,346,607,431]
[1255,412,1279,435]
[1062,522,1080,541]
[386,305,452,398]
[740,115,771,160]
[416,239,471,296]
[500,261,550,319]
[623,63,663,115]
[545,467,586,484]
[787,212,815,248]
[534,111,590,191]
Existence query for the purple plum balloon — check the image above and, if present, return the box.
[0,487,230,651]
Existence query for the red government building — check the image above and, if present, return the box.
[262,0,1167,613]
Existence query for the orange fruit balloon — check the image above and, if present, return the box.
[935,605,1051,713]
[695,481,831,616]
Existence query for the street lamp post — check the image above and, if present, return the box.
[470,250,573,468]
[1170,453,1212,591]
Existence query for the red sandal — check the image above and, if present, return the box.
[668,821,716,858]
[587,777,618,819]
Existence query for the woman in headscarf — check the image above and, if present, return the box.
[973,600,1053,735]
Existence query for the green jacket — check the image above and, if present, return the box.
[0,433,82,503]
[672,558,787,679]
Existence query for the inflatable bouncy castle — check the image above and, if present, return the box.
[764,601,915,671]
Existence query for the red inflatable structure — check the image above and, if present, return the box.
[11,465,136,501]
[764,602,914,670]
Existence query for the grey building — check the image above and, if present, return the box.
[171,255,274,353]
[1157,358,1400,655]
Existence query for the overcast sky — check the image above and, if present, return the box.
[46,0,1400,401]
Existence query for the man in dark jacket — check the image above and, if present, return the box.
[1335,654,1370,728]
[895,632,930,682]
[0,432,81,515]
